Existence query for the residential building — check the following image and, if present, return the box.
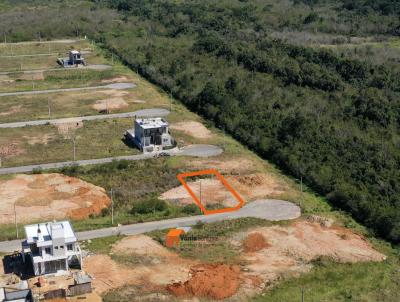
[21,221,82,276]
[126,117,174,153]
[57,50,85,67]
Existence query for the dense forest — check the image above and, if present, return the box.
[1,0,400,243]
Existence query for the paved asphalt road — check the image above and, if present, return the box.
[0,50,91,59]
[0,144,223,175]
[0,108,170,128]
[0,64,111,76]
[0,39,82,46]
[0,82,135,97]
[0,199,300,253]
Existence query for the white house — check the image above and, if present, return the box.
[57,50,86,67]
[21,221,82,276]
[126,117,173,153]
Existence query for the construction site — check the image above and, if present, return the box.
[0,38,391,302]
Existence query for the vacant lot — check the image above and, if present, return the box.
[83,217,386,301]
[0,173,110,224]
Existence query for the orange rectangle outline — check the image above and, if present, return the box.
[177,169,245,215]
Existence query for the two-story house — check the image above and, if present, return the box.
[126,117,174,153]
[21,221,82,276]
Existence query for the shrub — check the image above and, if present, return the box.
[131,198,167,214]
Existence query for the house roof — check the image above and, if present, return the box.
[136,117,168,129]
[24,221,77,245]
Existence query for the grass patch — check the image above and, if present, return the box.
[252,257,400,302]
[82,235,123,255]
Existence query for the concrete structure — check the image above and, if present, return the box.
[58,50,85,67]
[0,288,32,302]
[21,221,82,276]
[126,117,174,153]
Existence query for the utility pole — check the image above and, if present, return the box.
[199,180,202,204]
[31,75,35,90]
[111,53,114,65]
[110,188,114,225]
[300,176,303,193]
[48,99,51,118]
[169,92,173,112]
[301,287,304,302]
[14,202,18,239]
[4,33,6,44]
[72,138,76,161]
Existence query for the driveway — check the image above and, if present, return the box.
[0,82,135,97]
[0,108,170,128]
[0,199,301,253]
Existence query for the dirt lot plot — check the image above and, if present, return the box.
[0,173,110,224]
[170,121,212,139]
[83,219,385,301]
[160,173,288,208]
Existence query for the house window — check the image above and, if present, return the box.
[67,244,73,251]
[45,247,51,255]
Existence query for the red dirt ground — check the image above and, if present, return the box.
[0,173,110,224]
[242,232,270,253]
[166,264,241,300]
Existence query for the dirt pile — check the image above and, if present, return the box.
[170,121,212,139]
[85,236,195,294]
[0,173,110,224]
[167,264,241,300]
[243,233,270,252]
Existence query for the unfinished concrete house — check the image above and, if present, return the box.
[57,50,86,67]
[21,221,82,276]
[126,117,174,153]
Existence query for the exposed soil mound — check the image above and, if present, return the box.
[232,218,387,297]
[170,121,212,139]
[243,233,270,252]
[167,264,241,300]
[0,173,110,224]
[112,234,176,258]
